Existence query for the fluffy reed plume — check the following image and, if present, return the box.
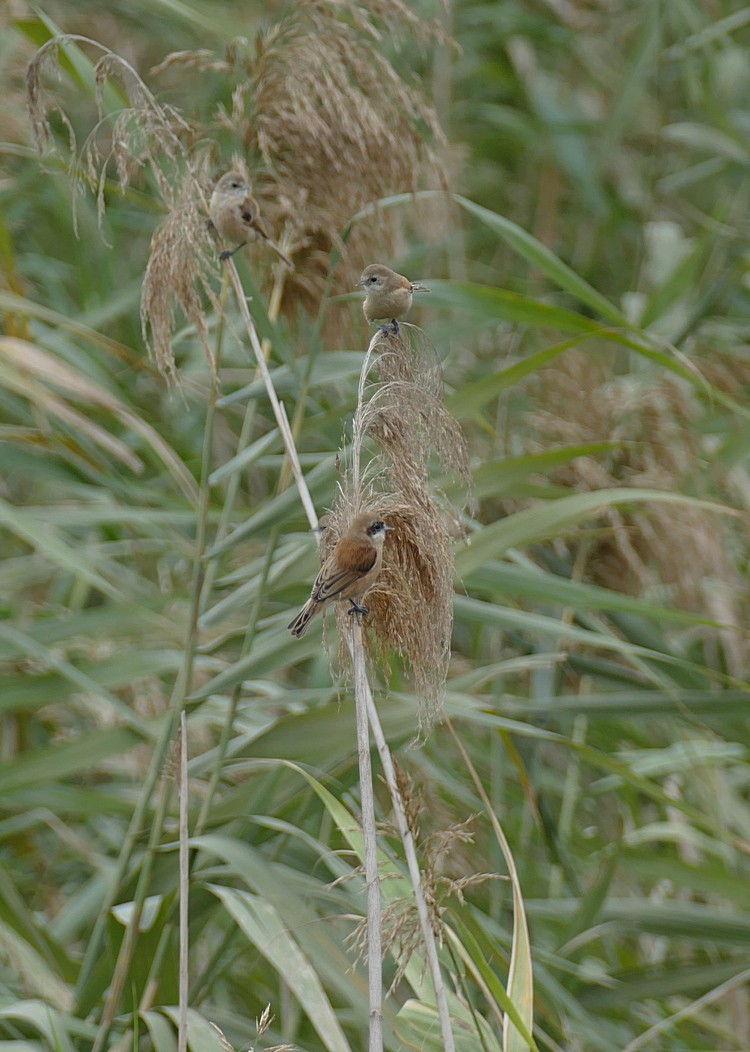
[174,0,448,318]
[26,36,222,380]
[368,325,469,487]
[329,326,468,728]
[139,161,219,382]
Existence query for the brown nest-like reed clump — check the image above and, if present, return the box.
[328,324,468,728]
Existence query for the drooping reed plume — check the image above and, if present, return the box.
[26,36,219,380]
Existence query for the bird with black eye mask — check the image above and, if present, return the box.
[288,514,394,638]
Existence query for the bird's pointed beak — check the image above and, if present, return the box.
[384,524,395,532]
[355,279,365,288]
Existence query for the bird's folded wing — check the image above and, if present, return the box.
[312,545,377,602]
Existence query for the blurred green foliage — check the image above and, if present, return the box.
[2,2,750,1051]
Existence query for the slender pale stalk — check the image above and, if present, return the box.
[349,339,456,1052]
[87,254,308,1046]
[223,258,318,531]
[197,261,294,820]
[365,686,456,1052]
[92,755,177,1050]
[178,711,189,1052]
[85,359,222,1042]
[352,617,384,1052]
[217,258,387,1052]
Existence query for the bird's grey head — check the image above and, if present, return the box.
[357,264,391,290]
[216,171,249,195]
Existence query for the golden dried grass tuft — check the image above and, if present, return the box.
[330,326,468,728]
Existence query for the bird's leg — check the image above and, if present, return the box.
[390,319,400,335]
[219,243,245,261]
[348,599,369,617]
[375,324,391,336]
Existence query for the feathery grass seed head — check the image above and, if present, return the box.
[335,326,468,728]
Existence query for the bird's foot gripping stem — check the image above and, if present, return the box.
[219,243,244,261]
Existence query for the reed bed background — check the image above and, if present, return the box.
[2,1,750,1051]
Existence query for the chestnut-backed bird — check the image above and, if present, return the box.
[288,514,393,638]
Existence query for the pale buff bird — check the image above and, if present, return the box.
[288,514,393,638]
[209,171,293,268]
[357,263,429,334]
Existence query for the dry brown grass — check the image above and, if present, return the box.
[349,760,499,987]
[140,164,220,381]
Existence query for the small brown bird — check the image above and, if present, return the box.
[357,263,430,334]
[288,514,393,638]
[209,171,293,268]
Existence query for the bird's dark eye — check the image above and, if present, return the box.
[230,181,241,189]
[367,520,385,535]
[368,276,378,284]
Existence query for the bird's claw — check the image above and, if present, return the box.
[348,599,368,617]
[390,319,399,334]
[219,243,244,262]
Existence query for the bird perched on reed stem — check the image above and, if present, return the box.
[288,514,393,638]
[209,171,293,268]
[357,263,430,334]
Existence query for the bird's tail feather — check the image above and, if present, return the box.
[288,600,316,638]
